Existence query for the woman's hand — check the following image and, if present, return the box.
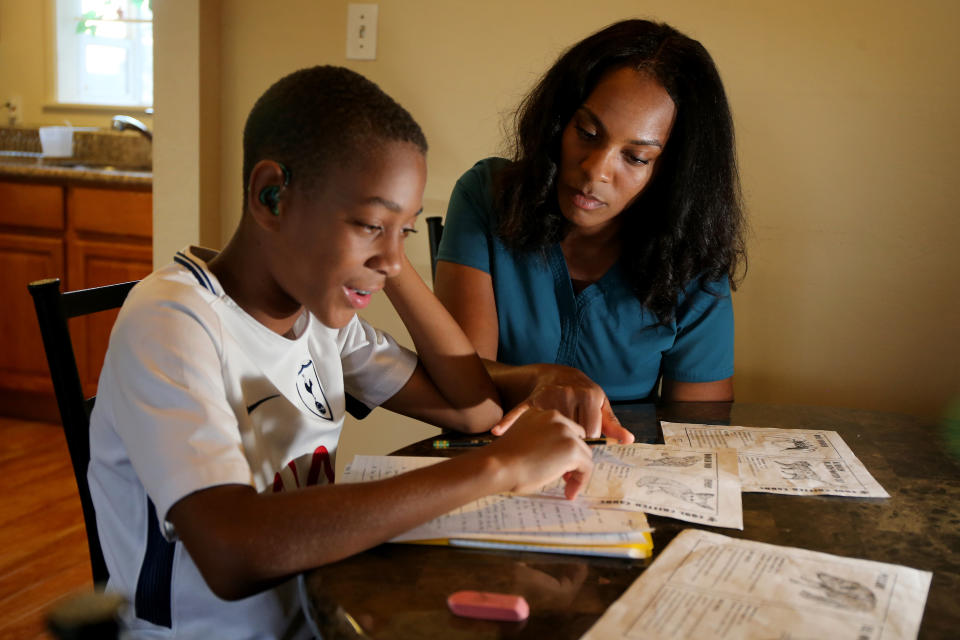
[488,363,634,443]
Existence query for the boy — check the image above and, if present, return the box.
[88,66,594,638]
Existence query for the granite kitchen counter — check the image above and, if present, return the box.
[0,151,151,188]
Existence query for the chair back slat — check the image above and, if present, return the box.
[61,281,138,318]
[28,277,137,586]
[426,216,444,284]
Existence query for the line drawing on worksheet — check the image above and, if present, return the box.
[660,422,889,497]
[581,529,931,640]
[529,443,743,529]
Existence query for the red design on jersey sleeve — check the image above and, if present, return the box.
[272,446,335,492]
[307,446,335,485]
[287,460,301,488]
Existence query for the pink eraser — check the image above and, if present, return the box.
[447,590,530,621]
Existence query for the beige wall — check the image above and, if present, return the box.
[13,2,959,463]
[210,0,960,468]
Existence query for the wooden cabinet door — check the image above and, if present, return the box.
[0,233,66,393]
[67,185,153,396]
[0,181,152,416]
[0,182,65,230]
[68,239,153,397]
[69,186,152,238]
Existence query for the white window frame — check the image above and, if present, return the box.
[53,0,153,108]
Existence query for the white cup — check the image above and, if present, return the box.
[39,126,74,157]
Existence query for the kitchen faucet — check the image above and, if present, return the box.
[111,115,152,141]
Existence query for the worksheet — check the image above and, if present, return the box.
[531,444,743,530]
[582,529,931,640]
[341,455,651,543]
[661,422,889,498]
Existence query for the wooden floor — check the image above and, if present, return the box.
[0,417,92,640]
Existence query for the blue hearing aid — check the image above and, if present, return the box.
[258,162,292,215]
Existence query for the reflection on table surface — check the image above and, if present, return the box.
[302,403,960,639]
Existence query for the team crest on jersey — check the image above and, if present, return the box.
[296,360,333,421]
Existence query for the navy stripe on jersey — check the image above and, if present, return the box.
[174,251,217,294]
[247,393,281,414]
[135,498,176,628]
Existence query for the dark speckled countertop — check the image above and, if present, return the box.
[0,151,151,188]
[0,127,151,188]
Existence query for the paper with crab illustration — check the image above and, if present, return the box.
[528,444,743,530]
[660,422,889,497]
[582,529,931,640]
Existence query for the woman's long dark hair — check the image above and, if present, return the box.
[496,19,746,323]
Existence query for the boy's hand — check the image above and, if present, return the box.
[490,364,634,444]
[483,408,594,499]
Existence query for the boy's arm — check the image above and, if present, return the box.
[378,254,502,432]
[167,408,591,601]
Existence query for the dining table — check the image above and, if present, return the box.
[300,402,960,639]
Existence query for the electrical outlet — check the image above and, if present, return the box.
[346,3,378,60]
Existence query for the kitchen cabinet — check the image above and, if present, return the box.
[0,178,152,419]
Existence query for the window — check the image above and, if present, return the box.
[54,0,153,107]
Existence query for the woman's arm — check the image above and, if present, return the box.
[660,276,735,401]
[661,377,734,402]
[167,408,593,601]
[379,254,501,432]
[435,259,632,443]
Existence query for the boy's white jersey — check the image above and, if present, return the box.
[88,246,417,638]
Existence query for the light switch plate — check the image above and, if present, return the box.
[346,3,378,60]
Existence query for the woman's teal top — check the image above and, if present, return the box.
[437,158,734,402]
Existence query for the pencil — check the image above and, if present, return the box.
[432,437,613,449]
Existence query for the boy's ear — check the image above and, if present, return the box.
[248,160,290,227]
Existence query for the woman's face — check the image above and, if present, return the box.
[557,67,677,235]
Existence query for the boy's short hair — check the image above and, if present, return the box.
[242,65,428,202]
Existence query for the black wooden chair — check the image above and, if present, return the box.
[28,277,138,586]
[426,215,444,284]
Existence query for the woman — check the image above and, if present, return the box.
[435,19,746,406]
